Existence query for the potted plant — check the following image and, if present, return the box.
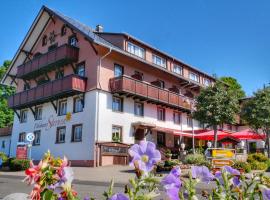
[165,149,172,160]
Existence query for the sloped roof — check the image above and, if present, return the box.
[1,5,214,86]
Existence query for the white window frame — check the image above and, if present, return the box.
[173,64,183,75]
[152,54,166,68]
[58,100,67,116]
[189,72,199,82]
[204,78,211,86]
[173,111,181,124]
[33,130,41,146]
[127,42,145,59]
[134,102,144,116]
[20,109,28,123]
[157,107,165,121]
[74,97,83,113]
[72,124,82,142]
[35,106,42,120]
[56,127,66,143]
[112,96,123,112]
[18,132,26,142]
[112,126,122,142]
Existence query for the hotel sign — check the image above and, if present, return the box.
[34,115,69,131]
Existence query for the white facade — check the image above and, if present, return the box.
[10,91,97,161]
[0,135,11,156]
[9,89,201,162]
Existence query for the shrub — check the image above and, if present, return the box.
[0,152,8,166]
[247,153,268,163]
[233,161,251,173]
[250,160,268,171]
[183,153,205,165]
[9,159,30,171]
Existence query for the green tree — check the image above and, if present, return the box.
[192,82,240,148]
[241,86,270,157]
[0,60,15,128]
[220,76,246,99]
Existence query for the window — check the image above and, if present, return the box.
[35,106,42,120]
[189,72,199,82]
[58,100,67,116]
[134,102,144,116]
[157,107,165,121]
[20,109,28,123]
[127,42,145,58]
[199,122,205,129]
[76,62,85,77]
[23,83,30,91]
[56,127,66,143]
[114,64,123,77]
[72,124,82,142]
[173,112,181,124]
[187,116,193,127]
[1,141,5,149]
[157,132,166,146]
[152,54,166,68]
[69,36,78,47]
[73,97,83,113]
[42,35,47,46]
[18,132,26,142]
[55,69,64,79]
[112,126,122,142]
[112,96,123,112]
[204,79,211,86]
[159,80,165,89]
[174,136,180,147]
[173,64,183,75]
[33,130,41,146]
[61,25,67,36]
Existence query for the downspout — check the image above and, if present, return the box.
[94,48,112,166]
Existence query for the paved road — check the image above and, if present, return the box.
[0,175,215,200]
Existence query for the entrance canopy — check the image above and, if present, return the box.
[230,129,265,140]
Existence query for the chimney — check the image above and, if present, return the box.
[95,24,103,32]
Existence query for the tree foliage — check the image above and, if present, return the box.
[241,86,270,156]
[220,76,246,99]
[0,60,15,128]
[192,82,240,147]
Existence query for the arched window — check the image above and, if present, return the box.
[42,35,47,46]
[61,25,67,36]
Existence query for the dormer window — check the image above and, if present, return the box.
[127,42,145,58]
[69,35,78,47]
[61,25,67,36]
[189,72,199,83]
[204,78,211,86]
[152,54,166,68]
[173,64,183,75]
[42,35,47,46]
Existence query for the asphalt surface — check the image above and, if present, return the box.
[0,174,215,200]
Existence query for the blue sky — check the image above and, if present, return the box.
[1,0,269,95]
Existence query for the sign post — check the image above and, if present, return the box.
[205,148,235,169]
[26,132,35,160]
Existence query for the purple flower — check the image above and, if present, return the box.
[191,166,214,183]
[262,188,270,200]
[223,166,240,175]
[109,193,129,200]
[161,166,182,200]
[128,141,161,172]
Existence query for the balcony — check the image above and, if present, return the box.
[110,76,194,112]
[17,44,79,79]
[8,75,86,109]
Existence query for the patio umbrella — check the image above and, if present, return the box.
[230,129,265,140]
[194,130,230,141]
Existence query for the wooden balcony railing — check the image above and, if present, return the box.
[110,76,194,111]
[8,74,86,109]
[17,44,79,79]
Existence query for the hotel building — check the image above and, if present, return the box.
[1,6,216,166]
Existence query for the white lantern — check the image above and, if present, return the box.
[180,143,186,150]
[207,141,212,148]
[240,141,245,148]
[261,141,266,148]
